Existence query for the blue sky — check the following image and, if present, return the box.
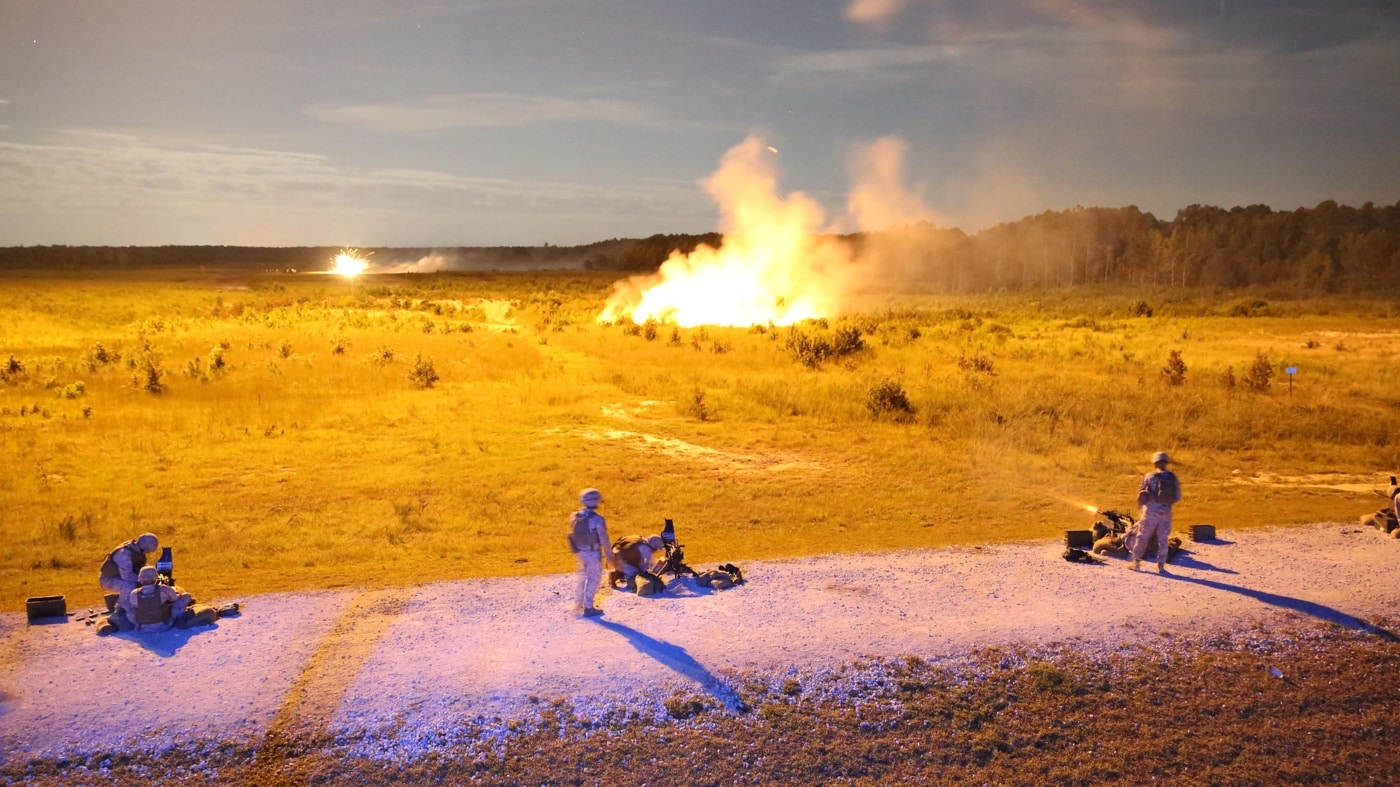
[1,0,1397,246]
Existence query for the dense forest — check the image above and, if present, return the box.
[2,201,1397,291]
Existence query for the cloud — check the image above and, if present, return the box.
[0,132,707,245]
[306,92,675,133]
[771,45,960,86]
[846,0,910,25]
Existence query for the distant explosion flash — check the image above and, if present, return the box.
[330,248,371,277]
[599,134,937,328]
[599,136,856,328]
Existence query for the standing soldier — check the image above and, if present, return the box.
[568,488,617,617]
[1132,452,1182,573]
[98,533,159,601]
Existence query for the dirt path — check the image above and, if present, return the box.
[1,523,1397,766]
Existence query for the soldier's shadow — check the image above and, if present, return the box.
[590,618,744,710]
[1165,551,1238,574]
[112,623,219,657]
[1161,573,1399,643]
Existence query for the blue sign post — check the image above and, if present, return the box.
[1285,366,1297,394]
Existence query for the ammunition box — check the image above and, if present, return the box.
[1065,530,1094,548]
[26,595,67,622]
[1190,524,1216,542]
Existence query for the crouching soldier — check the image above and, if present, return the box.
[98,533,159,605]
[609,534,664,591]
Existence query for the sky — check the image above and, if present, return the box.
[1,0,1397,247]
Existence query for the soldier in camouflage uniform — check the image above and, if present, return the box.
[568,488,618,617]
[1131,452,1182,573]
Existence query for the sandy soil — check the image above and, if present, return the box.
[1,522,1397,766]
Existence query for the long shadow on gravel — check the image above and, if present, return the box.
[590,618,745,710]
[1162,572,1400,642]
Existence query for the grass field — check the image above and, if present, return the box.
[3,266,1398,609]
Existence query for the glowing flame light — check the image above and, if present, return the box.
[330,249,370,277]
[600,136,854,328]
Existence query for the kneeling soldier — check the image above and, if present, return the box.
[611,534,664,591]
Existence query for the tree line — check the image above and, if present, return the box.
[2,202,1396,291]
[857,200,1400,292]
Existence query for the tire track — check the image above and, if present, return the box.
[248,588,407,785]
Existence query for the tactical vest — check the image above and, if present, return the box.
[570,509,600,550]
[100,541,145,579]
[132,585,169,626]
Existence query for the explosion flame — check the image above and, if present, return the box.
[599,134,937,328]
[599,136,856,328]
[330,248,371,277]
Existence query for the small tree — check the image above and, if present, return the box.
[1243,352,1273,393]
[1161,350,1187,386]
[1,355,24,383]
[409,354,439,388]
[133,357,165,394]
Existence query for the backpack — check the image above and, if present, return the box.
[1153,471,1181,506]
[1141,471,1180,507]
[567,509,599,553]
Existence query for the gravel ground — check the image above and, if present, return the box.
[1,522,1396,767]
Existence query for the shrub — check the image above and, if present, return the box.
[1,355,24,383]
[866,379,916,421]
[956,354,995,375]
[784,324,865,369]
[1161,350,1187,386]
[679,386,709,421]
[1249,356,1276,390]
[330,337,349,355]
[1222,365,1237,390]
[82,342,119,371]
[409,354,440,388]
[370,347,396,365]
[642,319,659,341]
[132,357,165,394]
[277,339,293,359]
[126,340,166,394]
[208,345,227,373]
[60,381,86,399]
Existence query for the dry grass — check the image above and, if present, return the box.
[2,267,1398,609]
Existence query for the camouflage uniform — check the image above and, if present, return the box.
[569,489,614,615]
[612,535,663,586]
[1133,457,1182,569]
[98,534,157,598]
